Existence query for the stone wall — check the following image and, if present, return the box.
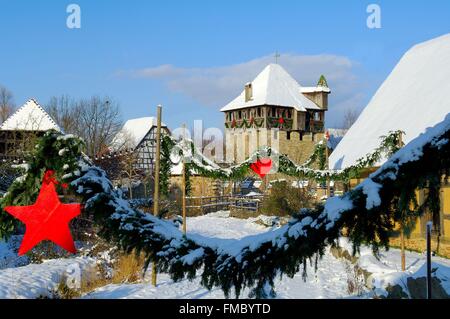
[225,128,324,165]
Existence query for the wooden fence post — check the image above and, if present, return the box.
[182,124,187,235]
[398,131,406,272]
[151,105,162,287]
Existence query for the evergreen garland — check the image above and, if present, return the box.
[0,132,84,237]
[158,130,404,188]
[225,118,265,129]
[0,115,448,298]
[160,135,175,196]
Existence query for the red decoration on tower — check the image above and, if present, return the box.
[4,170,81,256]
[278,117,284,124]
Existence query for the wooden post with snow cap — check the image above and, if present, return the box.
[151,105,162,287]
[182,123,187,235]
[400,226,406,271]
[398,131,406,272]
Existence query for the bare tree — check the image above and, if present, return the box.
[46,95,123,158]
[342,107,361,130]
[112,130,141,198]
[46,95,79,133]
[120,151,143,199]
[74,96,123,157]
[0,86,15,124]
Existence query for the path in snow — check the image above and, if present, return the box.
[84,212,351,299]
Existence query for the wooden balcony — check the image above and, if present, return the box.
[306,120,324,133]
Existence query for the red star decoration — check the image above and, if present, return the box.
[4,173,81,256]
[278,117,285,124]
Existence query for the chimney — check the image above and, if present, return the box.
[244,83,253,102]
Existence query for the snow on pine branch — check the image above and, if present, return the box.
[65,113,450,298]
[3,114,448,298]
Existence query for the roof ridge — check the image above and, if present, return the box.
[0,99,32,129]
[0,98,61,131]
[220,63,324,112]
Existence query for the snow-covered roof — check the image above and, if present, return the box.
[220,64,322,112]
[0,99,61,131]
[329,33,450,170]
[112,117,167,150]
[170,161,183,175]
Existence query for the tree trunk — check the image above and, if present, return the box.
[129,182,133,199]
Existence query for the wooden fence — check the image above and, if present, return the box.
[186,194,266,215]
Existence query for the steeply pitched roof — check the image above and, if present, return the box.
[112,117,167,150]
[329,33,450,170]
[0,99,61,131]
[220,63,321,112]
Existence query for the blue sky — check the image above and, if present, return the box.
[0,0,449,130]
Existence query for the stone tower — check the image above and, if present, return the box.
[220,64,330,165]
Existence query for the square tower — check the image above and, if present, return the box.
[220,64,330,165]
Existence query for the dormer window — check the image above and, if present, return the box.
[245,83,253,102]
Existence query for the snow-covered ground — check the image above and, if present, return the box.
[0,256,96,299]
[0,235,28,270]
[85,212,350,299]
[338,238,450,296]
[1,211,449,299]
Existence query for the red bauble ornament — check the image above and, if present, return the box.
[250,158,272,179]
[4,171,81,256]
